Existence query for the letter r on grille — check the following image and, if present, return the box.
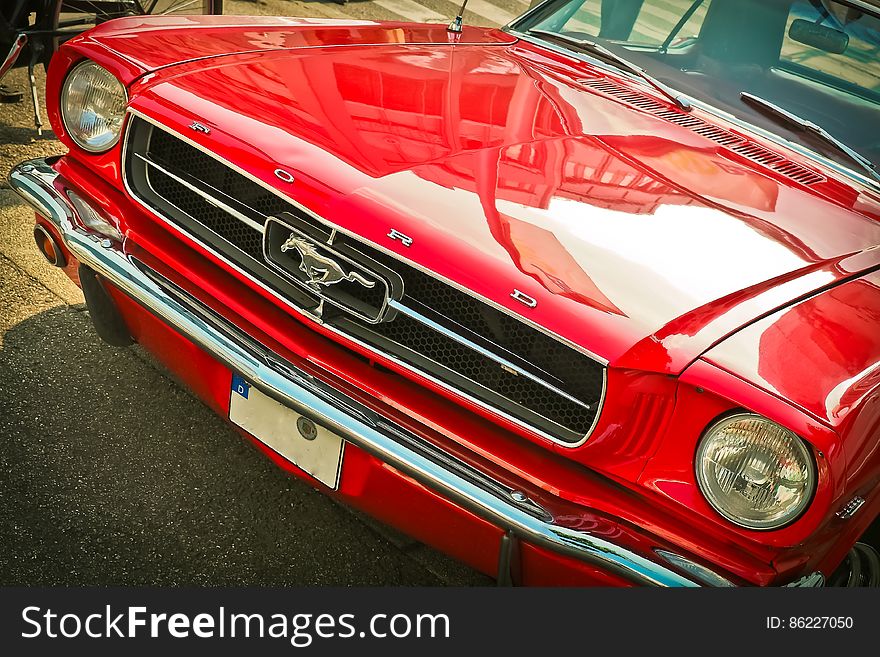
[189,122,211,135]
[387,228,413,247]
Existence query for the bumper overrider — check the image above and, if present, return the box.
[11,157,829,588]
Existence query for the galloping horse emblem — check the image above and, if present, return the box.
[280,234,376,290]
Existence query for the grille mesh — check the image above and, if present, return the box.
[149,167,267,258]
[126,118,605,442]
[364,313,593,430]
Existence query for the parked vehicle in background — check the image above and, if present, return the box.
[1,1,222,131]
[8,0,880,586]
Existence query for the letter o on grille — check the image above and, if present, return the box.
[274,168,295,184]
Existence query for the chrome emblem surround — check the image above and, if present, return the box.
[262,214,401,325]
[280,234,377,291]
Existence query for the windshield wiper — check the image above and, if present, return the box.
[741,92,880,184]
[526,29,692,111]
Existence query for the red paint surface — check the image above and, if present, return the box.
[35,17,880,584]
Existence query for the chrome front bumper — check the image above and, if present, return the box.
[9,157,768,588]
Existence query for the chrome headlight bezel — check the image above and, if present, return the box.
[60,60,128,153]
[695,412,816,531]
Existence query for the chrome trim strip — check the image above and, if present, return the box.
[390,299,594,413]
[120,111,607,448]
[10,157,705,587]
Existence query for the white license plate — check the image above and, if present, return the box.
[229,374,344,489]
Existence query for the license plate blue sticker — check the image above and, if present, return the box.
[231,373,250,399]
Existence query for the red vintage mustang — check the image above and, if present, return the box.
[10,0,880,586]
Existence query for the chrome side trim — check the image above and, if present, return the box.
[10,157,706,587]
[120,111,608,448]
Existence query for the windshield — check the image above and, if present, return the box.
[511,0,880,176]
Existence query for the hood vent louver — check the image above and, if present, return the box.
[579,77,826,187]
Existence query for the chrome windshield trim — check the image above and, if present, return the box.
[120,110,607,448]
[504,0,552,30]
[10,156,706,587]
[687,96,880,192]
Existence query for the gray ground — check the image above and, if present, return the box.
[0,1,500,586]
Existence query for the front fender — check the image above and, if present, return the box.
[703,267,880,493]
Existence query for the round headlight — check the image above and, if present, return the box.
[696,413,815,530]
[61,60,127,153]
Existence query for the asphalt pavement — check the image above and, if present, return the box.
[0,2,498,586]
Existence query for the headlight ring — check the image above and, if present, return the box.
[60,60,127,153]
[695,412,816,530]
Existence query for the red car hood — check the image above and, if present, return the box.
[71,16,515,74]
[97,20,880,374]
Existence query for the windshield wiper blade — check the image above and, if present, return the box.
[526,29,692,111]
[741,91,880,184]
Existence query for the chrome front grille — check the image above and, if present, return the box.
[123,115,606,445]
